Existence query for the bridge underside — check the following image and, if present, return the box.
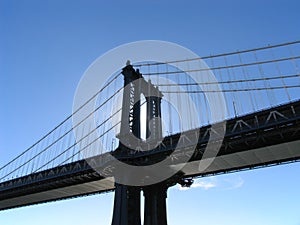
[182,139,300,178]
[0,139,299,211]
[0,177,114,211]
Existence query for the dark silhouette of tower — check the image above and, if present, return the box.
[112,63,168,225]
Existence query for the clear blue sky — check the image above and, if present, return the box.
[1,0,300,224]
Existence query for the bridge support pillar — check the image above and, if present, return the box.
[112,63,167,225]
[143,183,168,225]
[111,184,141,225]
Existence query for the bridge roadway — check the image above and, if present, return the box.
[1,99,300,211]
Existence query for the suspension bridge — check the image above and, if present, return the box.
[1,40,300,225]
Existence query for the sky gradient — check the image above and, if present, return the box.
[1,1,300,224]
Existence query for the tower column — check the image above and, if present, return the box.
[143,183,168,225]
[112,64,142,225]
[112,63,166,225]
[111,184,141,225]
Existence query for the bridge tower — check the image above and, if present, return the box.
[112,63,169,225]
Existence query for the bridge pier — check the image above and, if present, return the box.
[111,184,141,225]
[111,182,170,225]
[143,183,168,225]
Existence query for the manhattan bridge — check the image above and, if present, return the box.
[1,40,300,225]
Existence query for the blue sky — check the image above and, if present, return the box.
[1,0,300,224]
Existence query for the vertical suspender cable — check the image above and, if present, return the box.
[238,51,256,113]
[254,50,274,108]
[271,48,291,102]
[224,56,237,117]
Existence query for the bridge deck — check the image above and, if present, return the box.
[0,100,300,211]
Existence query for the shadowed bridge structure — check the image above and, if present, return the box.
[1,40,300,225]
